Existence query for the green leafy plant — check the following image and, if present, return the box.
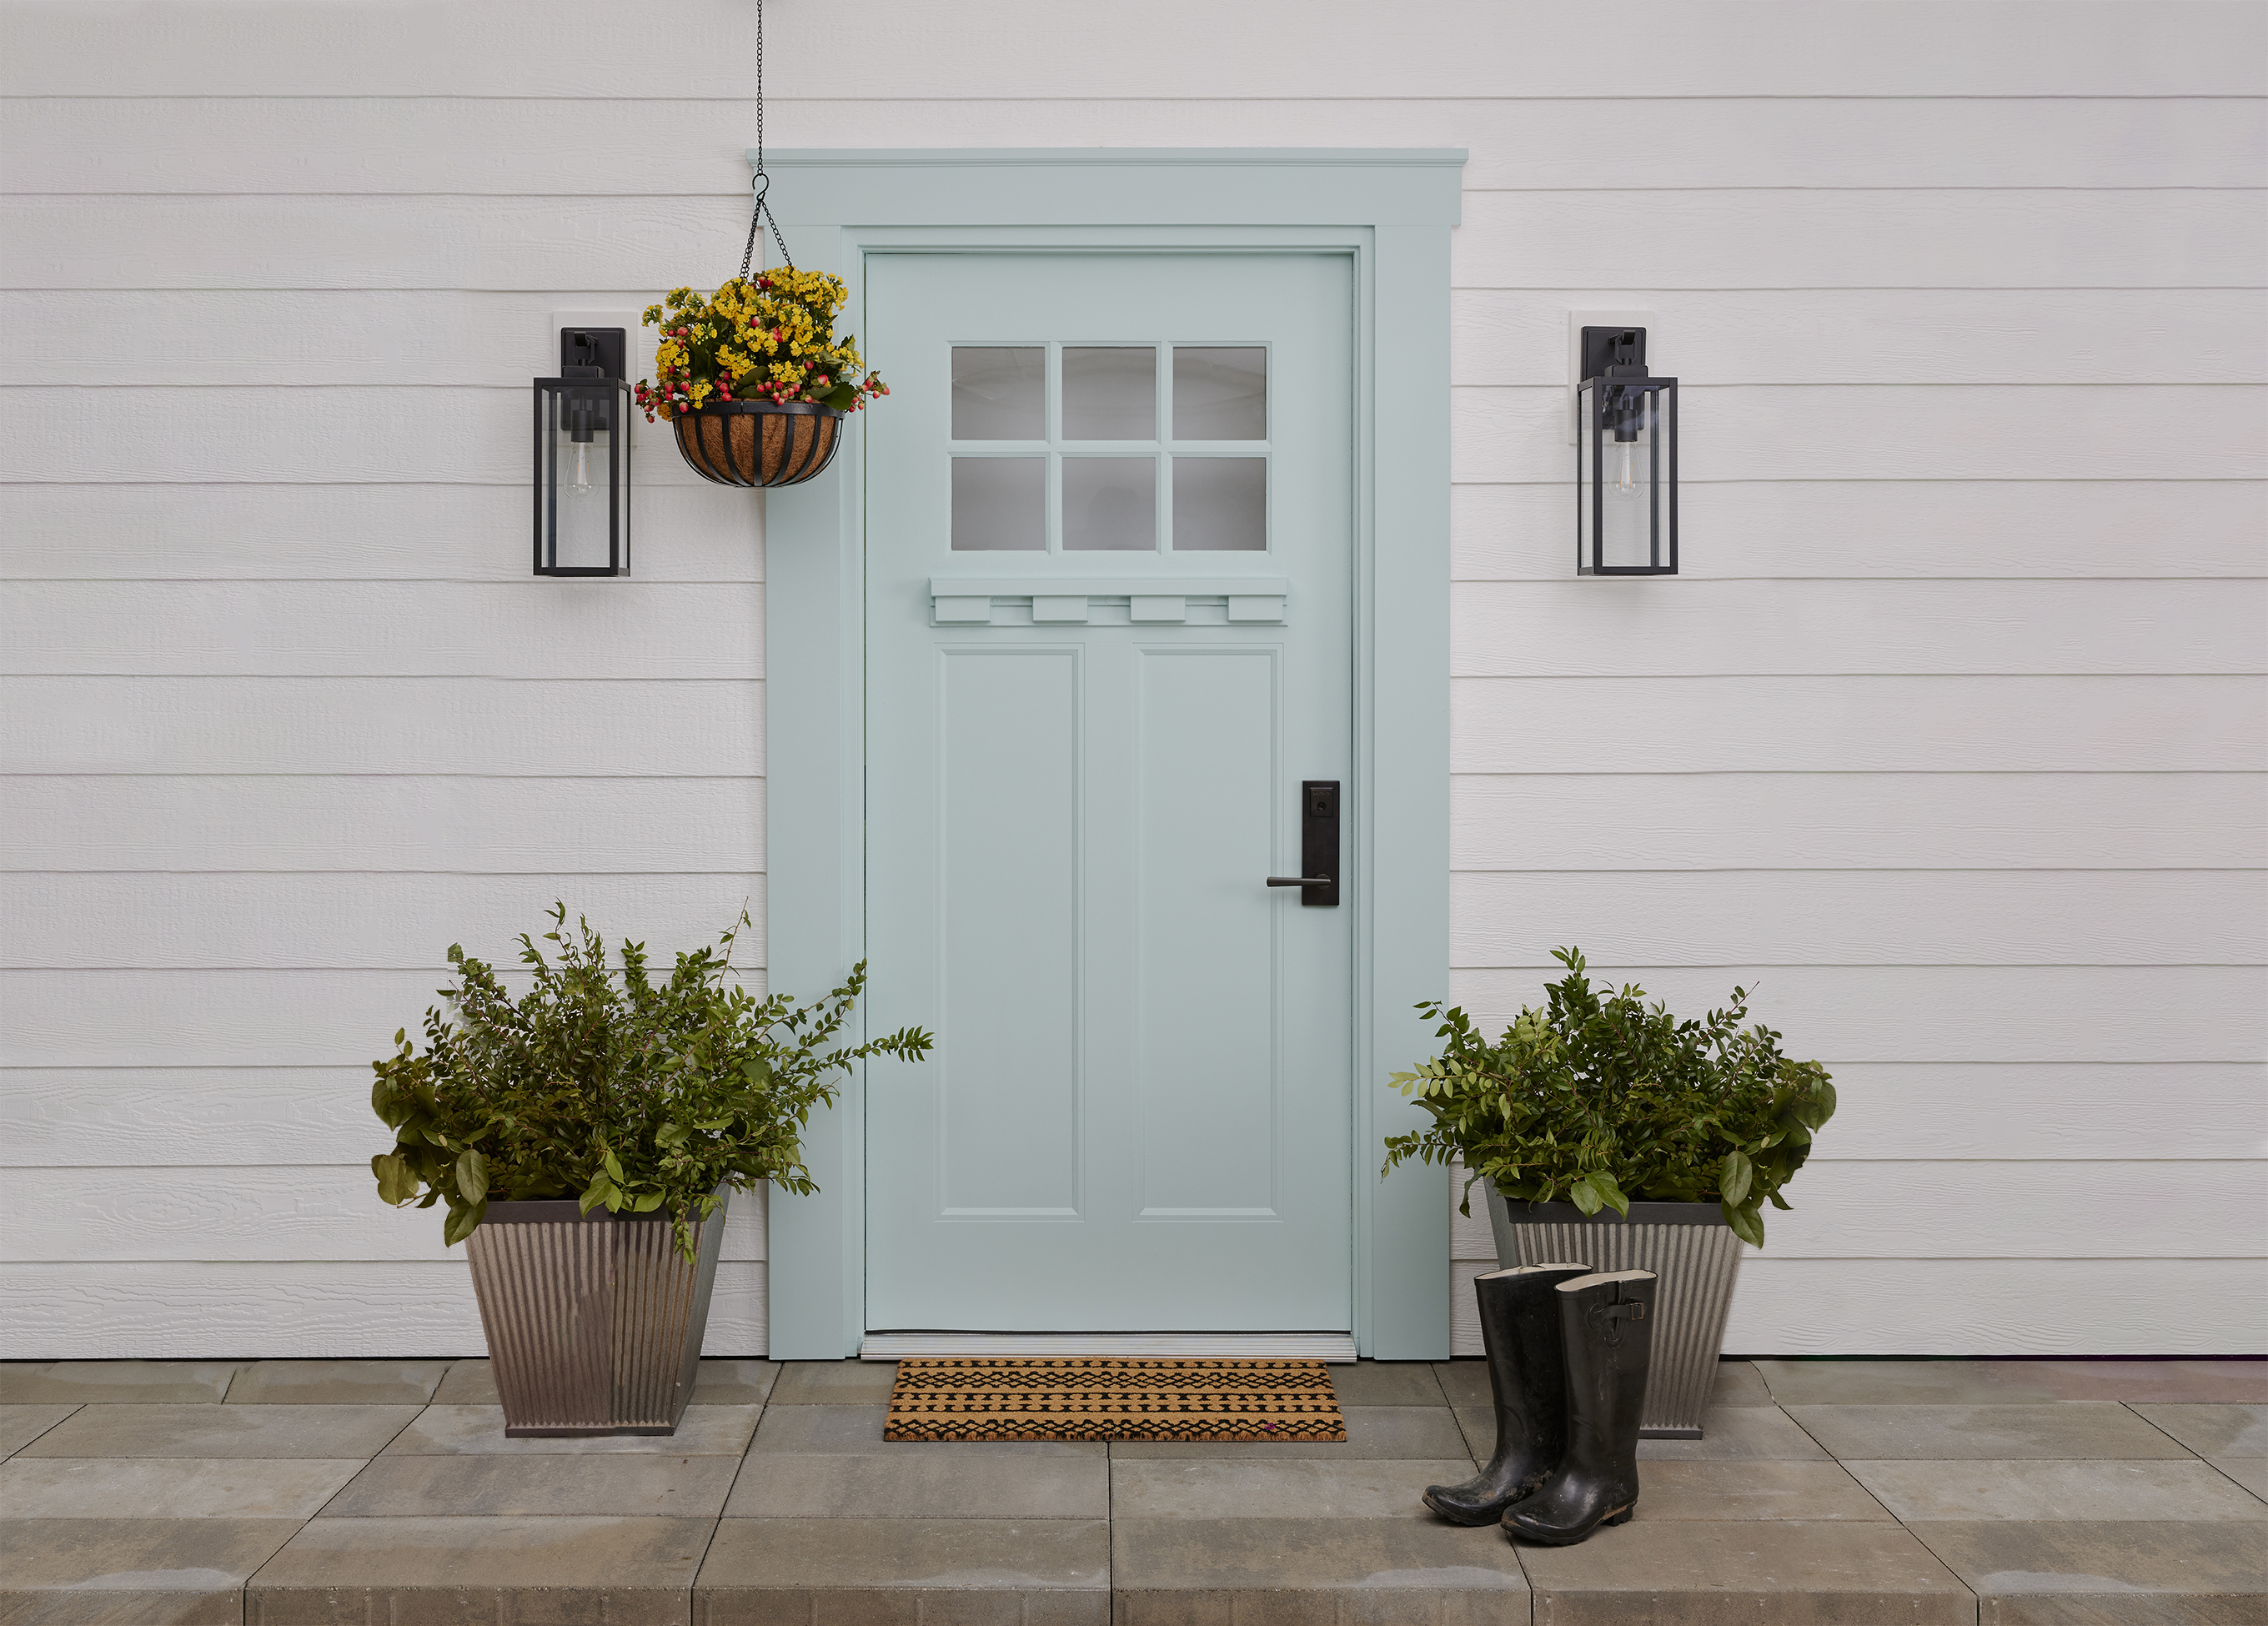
[369,904,931,1259]
[1381,948,1834,1247]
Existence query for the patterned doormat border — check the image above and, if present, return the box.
[883,1357,1347,1442]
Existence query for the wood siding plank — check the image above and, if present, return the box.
[2,677,764,775]
[1450,773,2268,871]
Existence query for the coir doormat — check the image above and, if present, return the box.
[883,1358,1347,1442]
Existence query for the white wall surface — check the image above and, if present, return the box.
[3,0,2263,1358]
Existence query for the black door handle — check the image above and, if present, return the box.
[1267,780,1338,906]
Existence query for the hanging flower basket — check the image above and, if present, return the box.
[672,399,845,488]
[636,268,886,491]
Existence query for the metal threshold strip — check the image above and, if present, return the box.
[859,1332,1358,1363]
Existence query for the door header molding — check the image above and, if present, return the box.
[760,148,1458,1362]
[754,147,1467,228]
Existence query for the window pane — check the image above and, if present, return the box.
[1172,348,1266,440]
[1063,347,1157,440]
[1172,458,1266,552]
[953,348,1043,439]
[1064,457,1156,552]
[952,458,1045,551]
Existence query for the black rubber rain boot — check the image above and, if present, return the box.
[1501,1268,1658,1545]
[1422,1262,1593,1524]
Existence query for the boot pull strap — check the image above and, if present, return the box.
[1592,1289,1646,1347]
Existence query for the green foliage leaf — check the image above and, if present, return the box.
[1724,1201,1765,1248]
[1379,947,1833,1247]
[442,1197,487,1247]
[368,905,932,1262]
[371,1152,418,1207]
[1719,1149,1754,1207]
[455,1147,489,1204]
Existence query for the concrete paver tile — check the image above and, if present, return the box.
[0,1403,78,1458]
[1909,1519,2268,1620]
[0,1456,364,1518]
[695,1516,1110,1624]
[1757,1358,2268,1408]
[727,1450,1109,1518]
[1111,1458,1478,1519]
[17,1403,421,1459]
[765,1359,899,1404]
[1847,1458,2268,1522]
[1110,1514,1527,1623]
[1623,1459,1894,1521]
[245,1515,712,1624]
[0,1361,242,1405]
[1455,1402,1829,1462]
[2130,1403,2268,1457]
[1112,1406,1470,1460]
[2,1517,301,1617]
[1994,1360,2268,1404]
[750,1403,1102,1456]
[2209,1458,2268,1501]
[1432,1360,1489,1408]
[324,1453,741,1517]
[432,1356,780,1408]
[1789,1403,2198,1461]
[1515,1518,1974,1625]
[223,1359,449,1405]
[1709,1361,1776,1407]
[381,1403,760,1456]
[1327,1362,1448,1407]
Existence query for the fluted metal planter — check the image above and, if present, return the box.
[1486,1187,1743,1439]
[671,400,843,487]
[463,1190,727,1437]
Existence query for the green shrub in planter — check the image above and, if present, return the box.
[369,904,931,1259]
[1381,948,1834,1247]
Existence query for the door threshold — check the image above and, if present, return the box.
[859,1332,1358,1363]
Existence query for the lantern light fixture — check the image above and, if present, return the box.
[534,326,633,577]
[1576,324,1677,577]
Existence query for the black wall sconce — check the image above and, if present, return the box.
[534,327,632,577]
[1577,326,1677,576]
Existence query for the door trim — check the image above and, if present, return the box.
[761,150,1463,1359]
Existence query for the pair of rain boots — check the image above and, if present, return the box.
[1423,1262,1659,1545]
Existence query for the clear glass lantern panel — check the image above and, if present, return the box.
[951,457,1046,550]
[1172,457,1266,552]
[1064,456,1157,551]
[1172,348,1267,440]
[953,348,1044,439]
[1063,348,1157,440]
[1582,382,1663,574]
[548,385,619,571]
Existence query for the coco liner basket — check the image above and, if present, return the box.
[672,399,844,488]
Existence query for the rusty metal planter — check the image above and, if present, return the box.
[671,400,844,487]
[463,1191,727,1436]
[1485,1186,1744,1439]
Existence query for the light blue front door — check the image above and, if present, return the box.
[861,253,1354,1332]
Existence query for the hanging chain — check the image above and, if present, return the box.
[738,0,794,280]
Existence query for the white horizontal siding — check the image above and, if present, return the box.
[0,1260,770,1359]
[4,0,2260,1361]
[12,98,2265,193]
[9,288,2261,388]
[7,2,2259,98]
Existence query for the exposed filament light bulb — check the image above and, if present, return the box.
[572,439,594,499]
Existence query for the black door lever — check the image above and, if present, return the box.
[1264,780,1339,906]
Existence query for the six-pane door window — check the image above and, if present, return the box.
[950,344,1267,553]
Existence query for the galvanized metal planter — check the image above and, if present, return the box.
[463,1191,727,1437]
[1485,1186,1742,1439]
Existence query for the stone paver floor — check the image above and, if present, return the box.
[3,1356,2262,1623]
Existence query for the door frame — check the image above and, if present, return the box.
[761,149,1463,1359]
